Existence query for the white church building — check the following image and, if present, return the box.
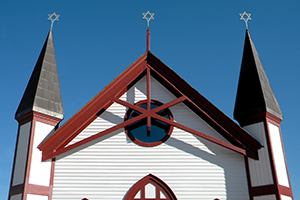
[8,12,294,200]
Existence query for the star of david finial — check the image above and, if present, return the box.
[48,12,60,29]
[239,11,251,29]
[142,11,154,28]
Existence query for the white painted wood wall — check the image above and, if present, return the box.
[52,76,249,200]
[244,121,290,192]
[244,123,274,187]
[10,120,54,200]
[29,121,53,186]
[268,122,289,187]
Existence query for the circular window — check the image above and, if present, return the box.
[124,100,173,147]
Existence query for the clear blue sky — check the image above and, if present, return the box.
[1,1,299,199]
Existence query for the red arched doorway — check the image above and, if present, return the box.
[124,174,177,200]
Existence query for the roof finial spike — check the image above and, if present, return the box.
[239,11,251,29]
[48,12,60,30]
[143,11,154,51]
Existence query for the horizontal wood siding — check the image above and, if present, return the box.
[53,75,249,200]
[244,123,273,187]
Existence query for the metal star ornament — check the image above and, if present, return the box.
[239,11,251,29]
[48,12,60,29]
[142,11,154,28]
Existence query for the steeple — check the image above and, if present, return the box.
[234,22,293,199]
[234,29,283,125]
[15,29,64,120]
[9,20,64,200]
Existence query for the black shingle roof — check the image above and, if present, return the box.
[15,30,64,120]
[234,30,283,124]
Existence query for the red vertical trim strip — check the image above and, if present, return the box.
[244,156,253,200]
[23,118,36,200]
[156,186,160,199]
[263,119,280,200]
[141,186,145,200]
[147,28,150,51]
[49,158,56,200]
[147,67,151,131]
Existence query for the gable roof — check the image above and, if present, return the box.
[234,30,283,124]
[38,51,262,161]
[15,30,64,120]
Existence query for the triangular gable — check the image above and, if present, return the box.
[67,75,229,151]
[38,51,261,161]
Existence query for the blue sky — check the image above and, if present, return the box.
[1,1,299,199]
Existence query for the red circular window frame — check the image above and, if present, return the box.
[124,100,174,147]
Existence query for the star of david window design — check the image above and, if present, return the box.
[124,100,174,147]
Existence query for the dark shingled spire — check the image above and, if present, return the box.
[15,30,64,120]
[234,30,283,124]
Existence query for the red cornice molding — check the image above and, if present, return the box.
[237,112,282,127]
[16,111,62,126]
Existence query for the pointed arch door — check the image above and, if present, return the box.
[124,174,177,200]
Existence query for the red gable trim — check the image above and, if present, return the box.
[39,52,148,157]
[39,51,261,161]
[146,52,261,156]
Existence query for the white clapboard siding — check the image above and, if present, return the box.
[53,75,249,200]
[244,123,274,187]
